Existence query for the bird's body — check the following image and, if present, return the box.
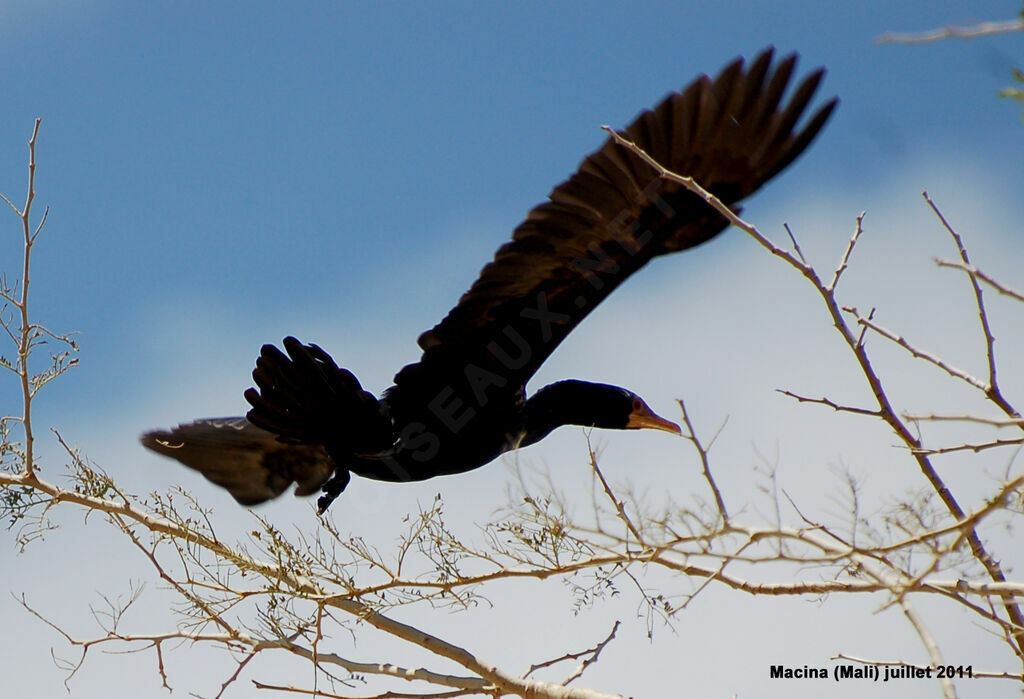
[143,49,837,513]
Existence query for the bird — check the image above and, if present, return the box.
[142,49,837,514]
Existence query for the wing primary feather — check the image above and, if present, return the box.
[753,68,827,169]
[736,49,774,119]
[748,53,798,138]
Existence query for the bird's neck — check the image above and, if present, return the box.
[521,380,616,447]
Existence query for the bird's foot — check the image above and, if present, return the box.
[316,468,351,515]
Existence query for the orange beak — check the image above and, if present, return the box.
[626,401,681,435]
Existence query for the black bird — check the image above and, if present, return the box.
[142,49,837,513]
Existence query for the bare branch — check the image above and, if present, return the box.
[522,621,620,687]
[843,306,989,391]
[903,413,1024,427]
[251,681,482,699]
[911,437,1024,456]
[676,400,728,522]
[4,119,45,478]
[898,598,956,699]
[924,191,1020,423]
[782,222,808,265]
[587,435,646,549]
[776,389,881,417]
[877,17,1024,44]
[827,212,866,292]
[934,259,1024,303]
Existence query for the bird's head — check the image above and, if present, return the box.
[525,380,681,439]
[621,391,682,434]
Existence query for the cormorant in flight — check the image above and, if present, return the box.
[143,49,836,513]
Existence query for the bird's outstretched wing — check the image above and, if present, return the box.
[141,418,334,505]
[392,49,837,397]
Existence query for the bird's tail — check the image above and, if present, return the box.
[140,417,334,505]
[144,338,390,512]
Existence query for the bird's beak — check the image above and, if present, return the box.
[627,403,681,435]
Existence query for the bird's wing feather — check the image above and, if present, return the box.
[244,337,393,452]
[392,49,836,396]
[141,417,334,505]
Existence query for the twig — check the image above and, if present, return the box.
[676,400,728,522]
[586,435,646,549]
[251,682,481,698]
[842,306,989,392]
[903,413,1024,427]
[522,621,620,686]
[924,190,1021,423]
[827,212,866,292]
[911,437,1024,456]
[877,17,1024,44]
[934,259,1024,303]
[776,389,880,417]
[561,621,619,686]
[783,222,808,265]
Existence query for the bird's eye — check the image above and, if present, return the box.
[633,398,644,411]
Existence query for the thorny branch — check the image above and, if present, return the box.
[0,118,60,482]
[604,127,1024,669]
[923,190,1020,421]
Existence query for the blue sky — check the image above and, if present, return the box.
[2,2,1023,698]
